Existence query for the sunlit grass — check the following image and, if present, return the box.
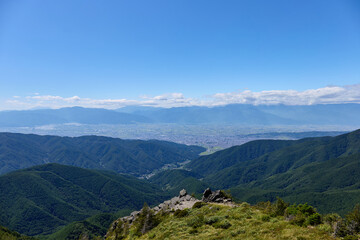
[109,203,337,240]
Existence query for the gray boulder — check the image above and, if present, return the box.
[179,189,187,197]
[202,188,232,203]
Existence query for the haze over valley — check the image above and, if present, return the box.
[0,104,357,149]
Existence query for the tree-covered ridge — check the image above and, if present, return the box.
[148,169,208,197]
[0,225,34,240]
[187,139,297,176]
[44,211,132,240]
[203,129,360,188]
[0,132,205,175]
[0,164,170,236]
[160,129,360,215]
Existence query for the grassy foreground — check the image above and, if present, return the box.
[106,202,337,240]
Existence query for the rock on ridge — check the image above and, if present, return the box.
[202,187,233,204]
[105,188,233,239]
[106,189,199,235]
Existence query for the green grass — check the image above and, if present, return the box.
[105,203,338,240]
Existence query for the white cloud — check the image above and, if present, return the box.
[210,85,360,106]
[2,84,360,110]
[143,93,185,101]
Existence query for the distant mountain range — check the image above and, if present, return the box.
[0,107,152,127]
[0,132,204,175]
[1,103,360,127]
[118,104,360,125]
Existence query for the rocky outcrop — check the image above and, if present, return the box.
[105,189,199,239]
[118,189,199,227]
[202,188,232,204]
[105,188,233,239]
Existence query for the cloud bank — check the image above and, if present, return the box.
[3,84,360,110]
[212,85,360,106]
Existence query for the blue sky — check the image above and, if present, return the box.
[0,0,359,109]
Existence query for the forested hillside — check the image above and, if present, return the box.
[0,225,34,240]
[185,129,360,214]
[0,132,204,175]
[148,169,208,196]
[0,164,169,236]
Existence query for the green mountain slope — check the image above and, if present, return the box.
[45,211,132,240]
[187,139,296,176]
[0,225,34,240]
[228,153,360,215]
[0,132,205,175]
[204,130,360,189]
[0,164,169,236]
[183,129,360,214]
[148,169,209,196]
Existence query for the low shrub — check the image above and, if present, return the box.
[261,214,271,222]
[188,228,198,234]
[131,203,160,236]
[286,203,321,227]
[220,190,233,200]
[272,197,289,216]
[343,235,358,240]
[213,220,232,229]
[346,204,360,234]
[186,214,204,228]
[306,213,322,226]
[173,209,189,218]
[323,213,341,225]
[205,216,221,225]
[192,202,206,209]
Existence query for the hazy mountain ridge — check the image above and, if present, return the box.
[119,103,360,125]
[1,103,360,127]
[0,107,152,127]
